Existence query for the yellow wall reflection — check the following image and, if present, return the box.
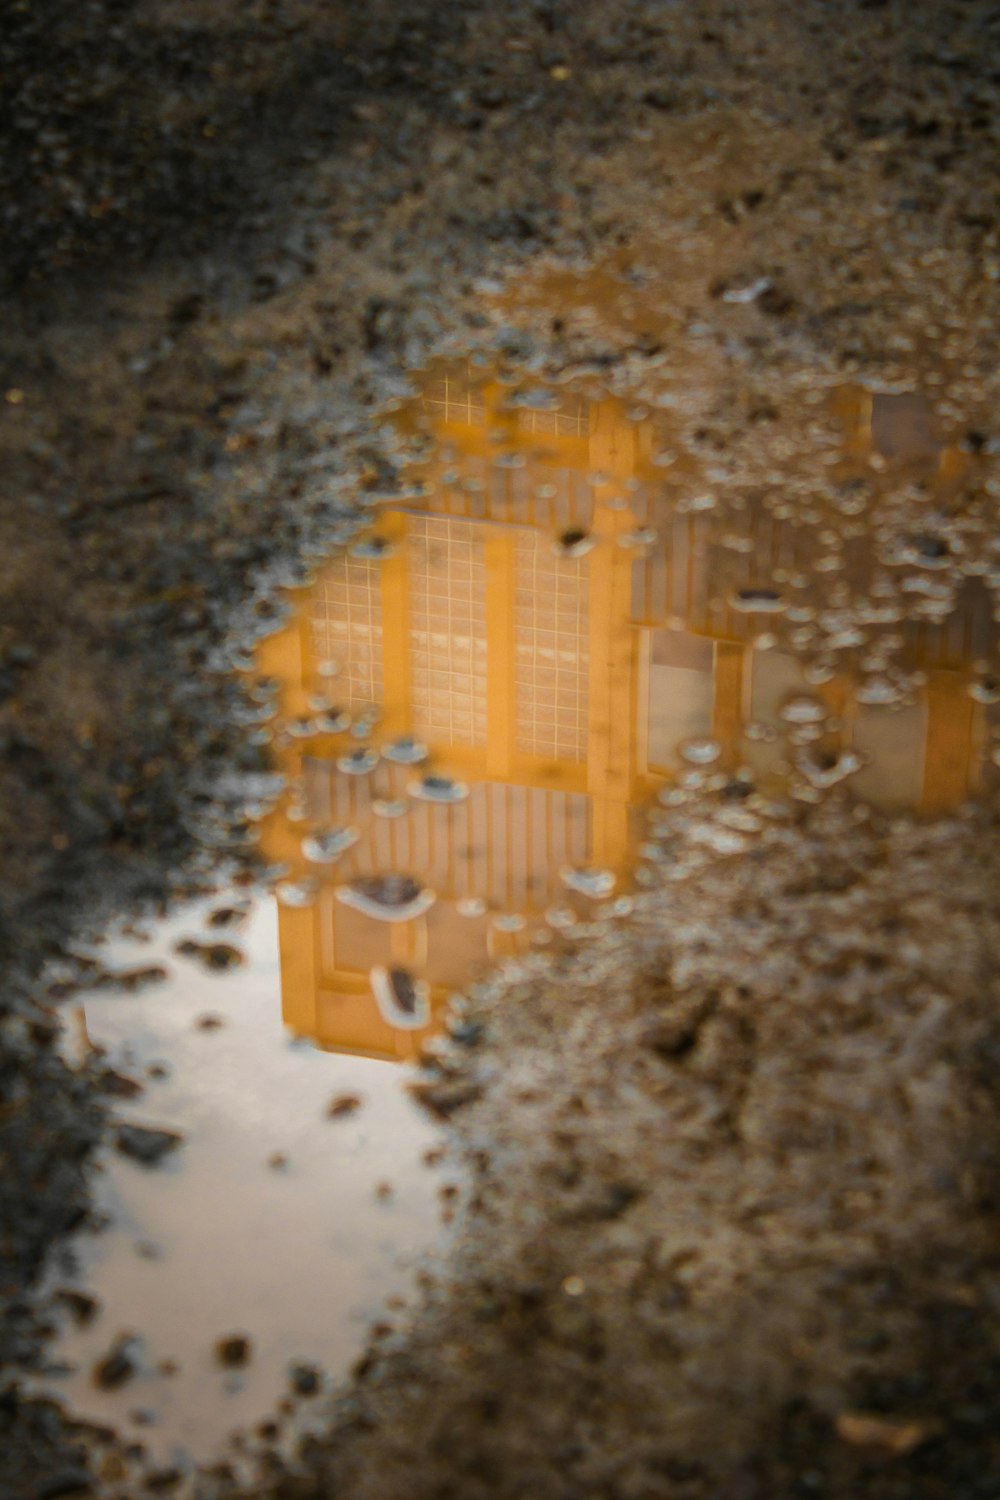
[256,368,991,1059]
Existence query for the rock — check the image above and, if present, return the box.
[215,1335,252,1368]
[54,1289,100,1326]
[371,965,430,1029]
[326,1092,363,1119]
[97,965,169,993]
[409,1077,483,1120]
[554,527,594,558]
[834,1411,934,1456]
[207,906,247,928]
[289,1361,321,1396]
[338,874,435,922]
[447,1019,485,1048]
[114,1123,184,1166]
[174,939,244,970]
[92,1333,140,1390]
[97,1069,144,1099]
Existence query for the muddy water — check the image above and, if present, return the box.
[40,896,447,1471]
[39,292,999,1475]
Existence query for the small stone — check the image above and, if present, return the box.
[174,940,244,971]
[560,865,615,898]
[349,534,392,558]
[93,1333,140,1390]
[448,1019,485,1048]
[55,1289,100,1326]
[834,1411,932,1456]
[338,875,435,922]
[969,678,1000,705]
[337,748,379,775]
[207,907,247,929]
[410,1077,483,1120]
[553,526,594,557]
[267,1152,289,1171]
[720,777,754,801]
[115,1124,184,1166]
[302,826,360,863]
[408,774,469,804]
[107,965,169,993]
[371,965,430,1029]
[731,587,786,613]
[195,1013,226,1031]
[289,1362,321,1397]
[327,1092,363,1119]
[382,735,428,765]
[215,1335,252,1368]
[98,1069,144,1099]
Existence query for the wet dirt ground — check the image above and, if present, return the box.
[2,1,1000,1496]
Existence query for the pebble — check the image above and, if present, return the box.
[114,1124,184,1166]
[174,940,244,971]
[326,1092,363,1119]
[215,1335,253,1368]
[92,1333,140,1390]
[289,1362,322,1396]
[55,1289,100,1326]
[834,1411,933,1456]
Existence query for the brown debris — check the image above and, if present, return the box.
[92,1334,140,1391]
[326,1093,363,1119]
[114,1123,184,1166]
[834,1411,935,1458]
[215,1335,252,1369]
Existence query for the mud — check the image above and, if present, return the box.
[216,797,1000,1500]
[2,0,1000,1496]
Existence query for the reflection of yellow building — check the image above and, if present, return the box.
[257,368,993,1059]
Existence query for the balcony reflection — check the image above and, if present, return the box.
[255,366,995,1059]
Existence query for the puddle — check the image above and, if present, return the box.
[38,284,999,1478]
[258,361,997,986]
[39,895,446,1473]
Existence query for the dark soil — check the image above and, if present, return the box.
[1,1,999,1496]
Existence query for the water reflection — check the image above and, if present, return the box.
[256,364,995,1057]
[40,898,444,1469]
[39,357,997,1471]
